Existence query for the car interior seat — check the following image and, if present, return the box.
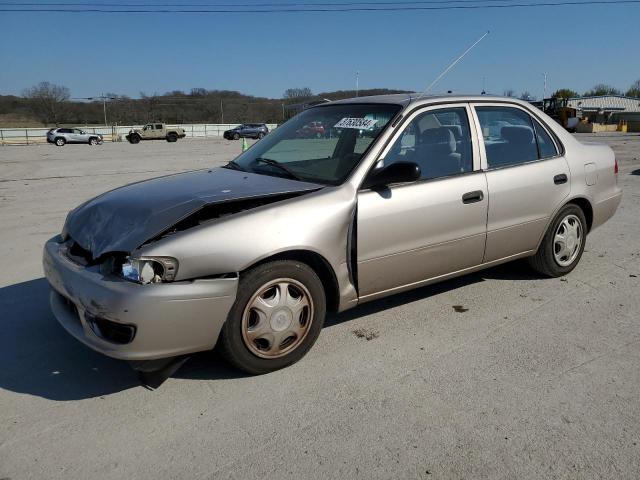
[496,125,538,166]
[415,127,461,179]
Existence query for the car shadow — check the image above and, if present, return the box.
[631,169,640,176]
[324,260,537,326]
[0,261,540,400]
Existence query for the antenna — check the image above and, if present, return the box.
[416,30,490,100]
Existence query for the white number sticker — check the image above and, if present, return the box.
[334,118,378,130]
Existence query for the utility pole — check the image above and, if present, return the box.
[220,98,224,124]
[356,71,359,97]
[77,94,116,125]
[542,73,548,100]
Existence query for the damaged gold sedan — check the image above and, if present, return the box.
[43,95,621,374]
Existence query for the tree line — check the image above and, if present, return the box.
[502,79,640,101]
[3,80,638,127]
[0,83,408,127]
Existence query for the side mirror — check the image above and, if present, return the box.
[362,162,421,190]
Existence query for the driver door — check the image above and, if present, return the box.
[356,104,488,298]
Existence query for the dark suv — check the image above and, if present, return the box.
[223,124,269,140]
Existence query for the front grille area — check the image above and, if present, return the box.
[66,240,95,266]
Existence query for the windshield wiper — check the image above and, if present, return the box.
[222,160,245,172]
[254,157,302,181]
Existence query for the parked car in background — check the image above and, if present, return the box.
[296,121,325,138]
[43,94,621,375]
[126,123,186,144]
[47,128,103,146]
[224,124,269,140]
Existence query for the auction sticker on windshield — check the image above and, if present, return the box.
[334,118,378,130]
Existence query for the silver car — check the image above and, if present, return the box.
[43,95,622,374]
[47,127,103,146]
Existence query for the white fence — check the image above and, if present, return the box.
[0,123,279,145]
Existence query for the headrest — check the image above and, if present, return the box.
[501,125,534,144]
[443,124,462,141]
[420,127,455,152]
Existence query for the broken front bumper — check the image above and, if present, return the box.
[42,236,238,361]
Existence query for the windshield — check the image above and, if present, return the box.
[231,103,401,185]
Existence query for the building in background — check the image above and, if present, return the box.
[568,95,640,130]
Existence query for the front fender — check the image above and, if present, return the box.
[139,185,358,309]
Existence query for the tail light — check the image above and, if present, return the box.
[614,157,619,175]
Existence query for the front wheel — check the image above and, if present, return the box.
[528,204,587,277]
[128,134,140,144]
[218,260,326,374]
[233,133,240,140]
[89,137,99,145]
[258,132,265,139]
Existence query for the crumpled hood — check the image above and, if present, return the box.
[64,167,322,259]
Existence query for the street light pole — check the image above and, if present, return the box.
[78,94,116,126]
[102,93,108,126]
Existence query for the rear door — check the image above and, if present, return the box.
[472,103,570,262]
[154,124,164,139]
[357,103,488,298]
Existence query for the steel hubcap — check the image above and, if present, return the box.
[553,214,582,267]
[241,278,313,359]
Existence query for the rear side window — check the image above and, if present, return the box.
[155,124,163,129]
[475,106,557,168]
[533,119,558,158]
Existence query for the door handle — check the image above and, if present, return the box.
[554,174,568,185]
[462,190,484,204]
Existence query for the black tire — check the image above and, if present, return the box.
[129,134,140,144]
[55,137,66,146]
[258,132,265,139]
[233,132,240,140]
[88,137,99,145]
[166,133,178,142]
[528,203,587,277]
[218,260,327,374]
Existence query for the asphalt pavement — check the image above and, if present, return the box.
[0,134,639,479]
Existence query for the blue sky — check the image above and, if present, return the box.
[1,2,639,99]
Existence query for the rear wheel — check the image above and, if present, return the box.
[528,204,587,277]
[218,260,326,374]
[55,137,65,146]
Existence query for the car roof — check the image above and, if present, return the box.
[324,93,535,110]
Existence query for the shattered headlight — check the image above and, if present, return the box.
[120,256,178,284]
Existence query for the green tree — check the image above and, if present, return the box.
[583,84,621,96]
[626,79,640,98]
[552,88,578,99]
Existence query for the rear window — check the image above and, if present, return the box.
[475,106,557,168]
